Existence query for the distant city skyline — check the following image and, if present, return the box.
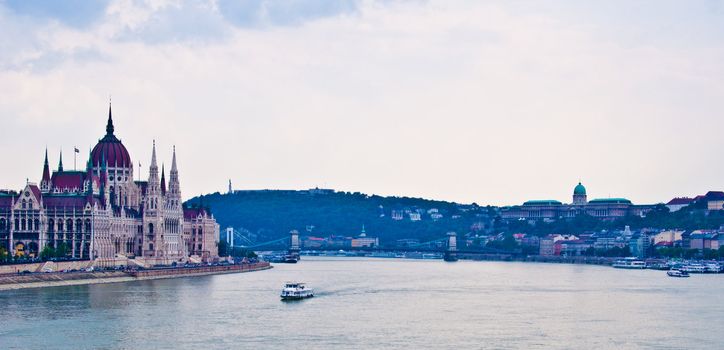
[1,0,723,206]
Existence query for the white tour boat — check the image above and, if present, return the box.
[667,269,690,278]
[612,257,646,269]
[280,282,314,301]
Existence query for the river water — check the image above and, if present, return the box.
[1,257,722,349]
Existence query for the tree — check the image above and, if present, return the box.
[702,249,719,260]
[218,240,229,256]
[0,247,8,262]
[683,249,699,259]
[40,246,55,261]
[55,243,69,258]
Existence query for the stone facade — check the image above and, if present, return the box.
[501,182,656,221]
[0,104,219,264]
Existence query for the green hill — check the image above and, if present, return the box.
[185,190,496,245]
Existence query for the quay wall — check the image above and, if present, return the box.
[0,262,272,291]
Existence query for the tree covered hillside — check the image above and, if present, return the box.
[185,190,496,244]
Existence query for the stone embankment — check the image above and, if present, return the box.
[0,262,272,291]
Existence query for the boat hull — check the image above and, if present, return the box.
[281,294,314,301]
[667,271,689,278]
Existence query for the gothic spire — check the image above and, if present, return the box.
[150,140,157,169]
[170,145,177,173]
[169,145,181,198]
[106,101,115,136]
[58,150,64,172]
[161,164,167,194]
[42,148,50,183]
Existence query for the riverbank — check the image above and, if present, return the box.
[0,262,272,291]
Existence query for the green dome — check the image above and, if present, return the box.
[573,182,586,195]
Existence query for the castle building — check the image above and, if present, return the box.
[0,105,219,265]
[500,182,656,221]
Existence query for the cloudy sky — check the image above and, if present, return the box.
[0,0,723,206]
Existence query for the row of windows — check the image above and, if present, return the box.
[0,218,92,233]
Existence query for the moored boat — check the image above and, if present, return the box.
[612,257,646,269]
[681,263,707,273]
[280,282,314,300]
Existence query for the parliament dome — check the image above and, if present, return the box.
[91,105,131,168]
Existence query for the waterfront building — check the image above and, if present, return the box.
[351,226,379,248]
[0,105,219,265]
[539,237,555,256]
[629,233,651,258]
[557,240,592,256]
[302,236,326,249]
[652,230,684,245]
[183,206,220,261]
[689,231,718,250]
[501,182,657,221]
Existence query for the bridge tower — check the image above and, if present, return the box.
[444,231,458,262]
[288,230,300,261]
[225,227,234,248]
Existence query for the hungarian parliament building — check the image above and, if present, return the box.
[0,105,219,265]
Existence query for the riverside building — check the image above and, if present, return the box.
[0,105,219,265]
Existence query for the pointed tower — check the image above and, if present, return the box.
[58,150,64,172]
[147,140,160,198]
[40,148,51,193]
[106,102,114,136]
[143,140,164,257]
[160,164,167,195]
[168,146,182,209]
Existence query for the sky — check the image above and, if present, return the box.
[0,0,723,206]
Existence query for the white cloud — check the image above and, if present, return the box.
[0,0,723,205]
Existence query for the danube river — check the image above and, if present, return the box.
[1,257,722,349]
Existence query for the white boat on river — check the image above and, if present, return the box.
[280,282,314,301]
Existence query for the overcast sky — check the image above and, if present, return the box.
[0,0,723,206]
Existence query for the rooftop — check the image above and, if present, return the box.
[588,198,632,205]
[523,200,563,206]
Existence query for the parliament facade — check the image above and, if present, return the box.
[0,105,219,265]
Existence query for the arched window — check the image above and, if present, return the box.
[21,219,26,231]
[58,220,63,232]
[85,219,91,233]
[0,218,6,231]
[76,219,83,233]
[149,223,154,234]
[66,219,73,233]
[48,219,54,233]
[34,219,40,231]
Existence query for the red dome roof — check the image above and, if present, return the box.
[91,104,132,168]
[92,137,131,168]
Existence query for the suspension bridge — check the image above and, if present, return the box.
[220,229,507,262]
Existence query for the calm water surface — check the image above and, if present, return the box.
[1,257,722,349]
